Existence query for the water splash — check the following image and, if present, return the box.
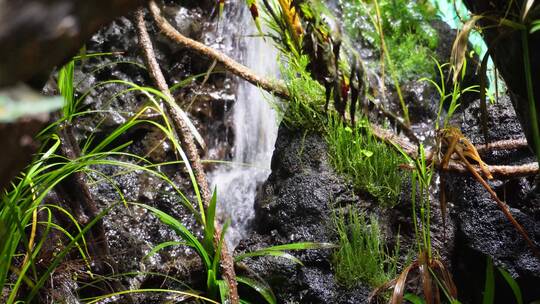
[209,5,279,248]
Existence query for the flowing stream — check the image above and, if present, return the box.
[209,4,280,248]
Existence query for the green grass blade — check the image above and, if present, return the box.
[235,242,335,263]
[483,257,495,304]
[404,293,425,304]
[237,276,277,304]
[82,288,218,304]
[136,203,211,269]
[203,189,218,255]
[144,241,188,260]
[254,242,336,251]
[235,250,304,265]
[212,219,230,274]
[497,267,523,304]
[218,279,231,304]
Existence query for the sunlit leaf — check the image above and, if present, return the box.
[235,250,304,265]
[450,15,482,83]
[404,293,425,304]
[522,0,535,21]
[530,19,540,33]
[203,189,218,255]
[218,280,231,303]
[144,241,188,260]
[360,149,374,157]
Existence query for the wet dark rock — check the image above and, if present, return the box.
[75,6,236,161]
[403,81,438,125]
[235,117,465,302]
[447,95,540,302]
[254,126,358,241]
[235,125,373,303]
[88,164,205,289]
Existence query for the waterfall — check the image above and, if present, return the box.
[209,4,280,248]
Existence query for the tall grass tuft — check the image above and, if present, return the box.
[332,207,398,288]
[326,115,405,206]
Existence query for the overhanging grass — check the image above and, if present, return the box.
[276,54,327,131]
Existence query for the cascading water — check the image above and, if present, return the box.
[209,4,280,248]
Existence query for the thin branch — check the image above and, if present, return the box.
[135,7,211,204]
[148,0,426,145]
[369,124,538,178]
[148,0,289,99]
[446,161,538,179]
[476,137,529,153]
[134,8,239,303]
[454,147,540,257]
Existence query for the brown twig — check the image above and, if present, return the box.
[445,161,538,179]
[134,8,239,303]
[56,122,111,271]
[134,7,211,205]
[476,137,529,153]
[454,148,540,257]
[368,126,539,178]
[372,103,419,143]
[148,1,289,99]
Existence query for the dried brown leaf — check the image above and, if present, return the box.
[391,262,417,304]
[450,15,482,83]
[431,259,458,299]
[368,278,397,303]
[420,260,434,304]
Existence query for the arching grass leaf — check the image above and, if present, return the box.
[498,267,523,304]
[237,276,277,304]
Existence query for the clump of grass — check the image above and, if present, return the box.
[332,207,398,288]
[340,0,439,81]
[326,116,405,206]
[276,54,327,131]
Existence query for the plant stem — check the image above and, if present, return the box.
[372,0,410,126]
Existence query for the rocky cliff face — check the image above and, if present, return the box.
[235,62,540,304]
[447,95,540,302]
[236,126,372,303]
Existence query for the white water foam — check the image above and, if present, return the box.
[209,4,280,248]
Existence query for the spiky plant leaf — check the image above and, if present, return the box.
[522,0,536,21]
